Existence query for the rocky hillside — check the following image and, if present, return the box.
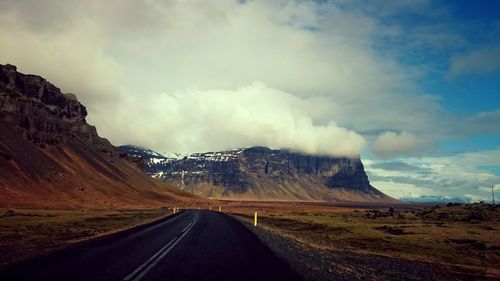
[0,64,195,208]
[120,145,396,202]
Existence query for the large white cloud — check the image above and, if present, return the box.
[101,82,366,155]
[0,0,496,158]
[0,0,412,156]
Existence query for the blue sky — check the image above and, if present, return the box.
[360,0,500,202]
[0,0,498,202]
[370,0,499,115]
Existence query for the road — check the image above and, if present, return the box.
[0,210,303,281]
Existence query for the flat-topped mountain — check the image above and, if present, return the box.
[120,145,396,202]
[0,64,195,208]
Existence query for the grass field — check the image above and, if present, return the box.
[232,203,500,279]
[0,208,169,268]
[2,203,498,279]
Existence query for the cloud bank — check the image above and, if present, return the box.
[0,0,432,156]
[365,149,500,202]
[103,82,366,155]
[0,0,497,160]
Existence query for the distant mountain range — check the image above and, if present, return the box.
[0,64,195,208]
[399,195,473,204]
[0,63,395,207]
[120,145,397,202]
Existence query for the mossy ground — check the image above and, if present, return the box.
[232,203,500,278]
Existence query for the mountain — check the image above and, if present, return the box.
[0,64,196,208]
[119,145,397,203]
[120,145,183,166]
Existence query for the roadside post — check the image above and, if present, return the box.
[218,206,221,212]
[254,211,258,227]
[492,185,495,205]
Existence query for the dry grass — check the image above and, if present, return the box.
[0,208,170,268]
[231,203,500,279]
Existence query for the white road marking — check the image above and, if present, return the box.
[123,212,199,281]
[123,238,176,281]
[182,222,192,233]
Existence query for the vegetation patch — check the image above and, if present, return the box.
[446,238,487,250]
[374,225,409,235]
[232,202,500,279]
[0,208,169,268]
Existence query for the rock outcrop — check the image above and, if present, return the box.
[0,64,108,148]
[120,145,396,202]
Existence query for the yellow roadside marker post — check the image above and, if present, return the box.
[218,206,221,212]
[254,211,258,227]
[209,205,212,211]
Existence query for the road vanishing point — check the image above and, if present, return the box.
[0,210,303,281]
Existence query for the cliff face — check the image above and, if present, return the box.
[120,145,395,202]
[0,64,194,208]
[0,64,107,148]
[239,147,372,192]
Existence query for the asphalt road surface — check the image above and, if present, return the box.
[0,210,303,281]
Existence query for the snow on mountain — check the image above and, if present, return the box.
[119,145,396,203]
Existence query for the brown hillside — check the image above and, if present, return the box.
[0,64,197,208]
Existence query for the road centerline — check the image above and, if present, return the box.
[182,222,193,233]
[123,211,199,281]
[123,237,177,281]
